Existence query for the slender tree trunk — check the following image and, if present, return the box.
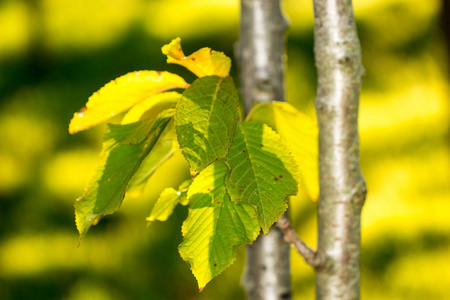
[236,0,291,299]
[312,0,367,299]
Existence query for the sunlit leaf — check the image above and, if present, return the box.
[162,37,231,78]
[146,179,191,223]
[69,71,188,134]
[126,139,176,198]
[126,118,179,198]
[75,110,174,240]
[247,102,319,201]
[225,122,298,234]
[175,75,239,176]
[180,161,260,290]
[121,91,181,125]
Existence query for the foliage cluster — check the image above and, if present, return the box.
[69,38,317,289]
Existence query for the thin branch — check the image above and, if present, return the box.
[276,214,325,269]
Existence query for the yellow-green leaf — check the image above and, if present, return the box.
[126,118,178,198]
[162,37,231,78]
[247,102,319,201]
[225,122,299,233]
[75,110,174,240]
[126,139,176,198]
[69,71,188,134]
[180,162,260,290]
[175,76,239,176]
[146,180,191,223]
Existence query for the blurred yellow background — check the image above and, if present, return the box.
[0,0,448,299]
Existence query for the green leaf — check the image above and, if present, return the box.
[162,37,231,78]
[146,179,191,223]
[69,71,188,134]
[247,102,319,201]
[75,110,174,240]
[225,122,298,234]
[179,161,260,290]
[175,76,239,176]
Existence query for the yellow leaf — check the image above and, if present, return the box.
[162,37,231,78]
[121,91,181,125]
[271,102,319,201]
[247,102,319,201]
[69,71,188,134]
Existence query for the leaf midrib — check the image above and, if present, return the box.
[234,125,267,229]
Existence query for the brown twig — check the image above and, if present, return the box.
[276,214,324,268]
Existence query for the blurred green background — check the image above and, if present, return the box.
[0,0,448,299]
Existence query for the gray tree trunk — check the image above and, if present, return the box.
[312,0,367,299]
[236,0,291,299]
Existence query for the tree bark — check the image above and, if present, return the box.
[312,0,367,299]
[237,0,288,114]
[236,0,291,299]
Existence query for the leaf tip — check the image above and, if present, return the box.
[162,39,230,78]
[68,126,76,135]
[76,229,88,248]
[162,37,185,59]
[198,287,204,293]
[68,119,80,135]
[69,107,90,134]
